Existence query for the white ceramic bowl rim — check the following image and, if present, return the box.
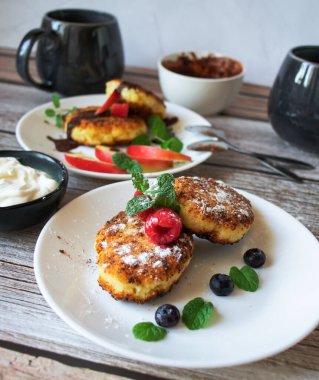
[158,51,245,82]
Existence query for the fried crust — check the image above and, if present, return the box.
[106,79,166,118]
[64,106,147,146]
[95,211,193,303]
[174,176,254,244]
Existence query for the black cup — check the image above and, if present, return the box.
[268,46,319,153]
[16,9,124,96]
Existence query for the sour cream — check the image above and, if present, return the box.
[0,157,58,207]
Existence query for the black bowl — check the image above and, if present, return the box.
[0,150,68,231]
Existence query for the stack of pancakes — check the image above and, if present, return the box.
[95,177,254,303]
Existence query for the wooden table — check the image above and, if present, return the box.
[1,48,318,380]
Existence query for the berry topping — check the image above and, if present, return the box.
[145,208,182,245]
[133,190,154,220]
[243,248,266,268]
[155,304,180,327]
[209,273,234,296]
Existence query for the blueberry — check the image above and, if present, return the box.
[243,248,266,268]
[209,274,234,296]
[155,304,180,327]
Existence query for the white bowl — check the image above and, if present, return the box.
[158,51,244,115]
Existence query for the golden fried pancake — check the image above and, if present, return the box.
[174,176,254,244]
[106,79,166,118]
[95,211,193,303]
[64,106,147,146]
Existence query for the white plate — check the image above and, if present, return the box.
[34,181,319,368]
[16,94,211,180]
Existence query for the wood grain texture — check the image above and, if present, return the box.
[0,48,318,380]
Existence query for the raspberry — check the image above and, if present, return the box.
[133,190,154,220]
[145,208,182,245]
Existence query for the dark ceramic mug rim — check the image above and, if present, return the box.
[44,9,117,26]
[289,45,319,66]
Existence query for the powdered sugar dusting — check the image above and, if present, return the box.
[186,177,251,218]
[114,244,131,255]
[106,223,126,233]
[122,255,138,266]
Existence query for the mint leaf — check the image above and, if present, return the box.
[161,137,183,153]
[112,152,142,174]
[147,173,180,212]
[148,115,170,141]
[126,196,155,216]
[55,114,63,128]
[132,172,149,193]
[131,134,151,146]
[52,93,61,108]
[45,108,55,117]
[182,297,214,330]
[126,173,180,216]
[229,266,259,292]
[132,322,167,342]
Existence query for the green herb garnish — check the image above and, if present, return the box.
[160,137,183,153]
[131,133,151,146]
[52,93,61,108]
[149,115,171,141]
[112,152,142,174]
[126,196,155,216]
[45,108,55,117]
[182,297,214,330]
[229,266,259,292]
[132,322,167,342]
[132,172,149,192]
[132,115,183,153]
[126,173,179,216]
[44,93,77,128]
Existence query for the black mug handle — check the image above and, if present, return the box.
[16,28,57,91]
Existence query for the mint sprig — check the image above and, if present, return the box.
[52,93,61,108]
[126,196,155,215]
[145,173,180,212]
[44,93,77,128]
[161,137,183,153]
[112,152,142,174]
[182,297,214,330]
[131,115,183,153]
[126,173,180,216]
[149,115,171,141]
[132,172,149,192]
[229,266,259,292]
[131,133,151,146]
[132,322,167,342]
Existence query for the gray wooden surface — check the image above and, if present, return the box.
[0,48,318,379]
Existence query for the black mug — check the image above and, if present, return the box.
[16,9,124,96]
[268,46,319,153]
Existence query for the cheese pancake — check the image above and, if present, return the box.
[64,106,147,146]
[106,79,166,118]
[95,211,193,303]
[174,176,254,244]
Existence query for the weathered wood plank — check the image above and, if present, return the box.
[0,347,133,380]
[0,47,270,121]
[0,47,318,380]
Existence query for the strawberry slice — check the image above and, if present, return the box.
[95,90,121,116]
[111,103,129,118]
